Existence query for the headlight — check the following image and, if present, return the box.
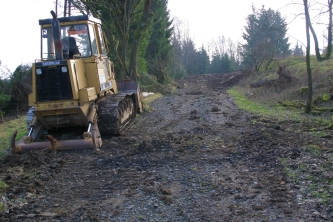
[36,68,42,75]
[61,66,68,73]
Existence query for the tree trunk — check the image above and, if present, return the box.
[309,22,322,61]
[325,0,333,60]
[128,0,153,81]
[303,0,313,113]
[308,0,333,61]
[119,39,128,79]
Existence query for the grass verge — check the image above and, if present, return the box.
[0,116,26,155]
[227,86,331,127]
[142,93,162,112]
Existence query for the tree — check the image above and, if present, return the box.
[303,0,313,113]
[182,38,198,75]
[0,61,10,120]
[241,5,291,72]
[208,36,239,72]
[145,0,173,82]
[292,42,305,56]
[308,0,333,61]
[209,52,222,74]
[71,0,153,81]
[196,46,210,74]
[128,0,154,81]
[0,60,11,101]
[169,18,187,79]
[8,64,32,114]
[208,51,234,74]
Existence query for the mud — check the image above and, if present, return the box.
[0,72,332,221]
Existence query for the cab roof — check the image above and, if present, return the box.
[39,14,101,26]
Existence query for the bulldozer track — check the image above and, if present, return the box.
[97,94,136,135]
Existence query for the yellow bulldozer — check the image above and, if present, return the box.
[10,11,143,153]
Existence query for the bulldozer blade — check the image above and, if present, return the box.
[11,131,95,154]
[11,116,102,154]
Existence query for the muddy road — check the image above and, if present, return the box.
[0,73,332,221]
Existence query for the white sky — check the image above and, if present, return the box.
[168,0,330,54]
[0,0,56,73]
[0,0,329,72]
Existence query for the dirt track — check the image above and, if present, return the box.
[0,73,332,221]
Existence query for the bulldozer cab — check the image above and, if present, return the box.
[31,14,117,106]
[40,15,106,59]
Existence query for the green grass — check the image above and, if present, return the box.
[228,87,272,115]
[0,116,26,155]
[312,190,333,203]
[228,86,332,128]
[142,93,162,112]
[138,71,177,94]
[227,87,302,121]
[278,55,333,76]
[0,180,8,192]
[143,92,162,104]
[0,203,6,212]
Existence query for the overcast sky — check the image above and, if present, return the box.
[0,0,329,72]
[167,0,314,48]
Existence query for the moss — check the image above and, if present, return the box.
[278,100,305,109]
[0,180,8,193]
[327,122,333,129]
[0,203,6,212]
[323,94,330,101]
[312,106,329,112]
[299,87,308,96]
[313,94,330,105]
[313,95,324,105]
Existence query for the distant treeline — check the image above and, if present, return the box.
[0,2,305,114]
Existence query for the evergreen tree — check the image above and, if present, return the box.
[208,50,235,74]
[221,53,234,73]
[169,26,187,79]
[293,42,305,56]
[145,0,173,82]
[196,46,210,74]
[71,0,153,80]
[242,5,291,72]
[209,51,222,74]
[128,2,151,73]
[182,38,197,75]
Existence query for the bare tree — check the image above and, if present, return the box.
[308,0,333,61]
[303,0,313,113]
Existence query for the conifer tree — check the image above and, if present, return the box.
[242,5,291,72]
[145,0,173,82]
[293,42,304,57]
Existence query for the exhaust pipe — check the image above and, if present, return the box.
[50,10,63,60]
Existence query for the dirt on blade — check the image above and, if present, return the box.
[0,72,332,221]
